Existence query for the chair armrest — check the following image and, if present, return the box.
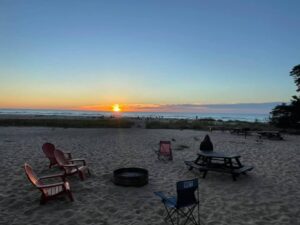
[39,173,65,180]
[64,152,72,159]
[154,192,176,205]
[154,192,169,202]
[63,164,79,168]
[69,158,86,165]
[37,182,65,189]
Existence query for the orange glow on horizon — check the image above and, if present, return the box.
[112,104,121,112]
[79,103,162,112]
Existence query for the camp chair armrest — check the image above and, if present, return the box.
[154,192,174,205]
[69,158,86,165]
[39,173,65,180]
[37,182,65,189]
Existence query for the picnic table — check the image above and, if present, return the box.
[230,128,250,138]
[257,131,283,140]
[185,151,253,181]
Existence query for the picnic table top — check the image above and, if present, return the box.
[198,151,240,159]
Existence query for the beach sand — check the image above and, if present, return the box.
[0,127,299,225]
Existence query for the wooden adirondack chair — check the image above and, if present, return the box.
[54,149,90,180]
[24,163,74,204]
[42,143,72,168]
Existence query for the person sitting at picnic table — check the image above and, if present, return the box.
[200,135,213,151]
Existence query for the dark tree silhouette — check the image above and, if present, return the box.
[290,64,300,92]
[270,64,300,129]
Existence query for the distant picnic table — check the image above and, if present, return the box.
[185,151,253,181]
[257,131,283,140]
[230,128,250,138]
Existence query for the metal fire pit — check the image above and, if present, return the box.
[113,167,148,187]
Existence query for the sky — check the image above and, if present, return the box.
[0,0,300,113]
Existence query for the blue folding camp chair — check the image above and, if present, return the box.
[154,178,200,225]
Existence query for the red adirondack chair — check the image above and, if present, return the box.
[42,143,72,168]
[54,149,90,180]
[24,163,74,204]
[157,141,173,160]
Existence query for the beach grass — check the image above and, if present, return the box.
[0,117,285,132]
[145,118,274,131]
[0,118,134,128]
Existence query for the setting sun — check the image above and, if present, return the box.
[112,104,121,112]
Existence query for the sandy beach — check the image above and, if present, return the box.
[0,127,299,225]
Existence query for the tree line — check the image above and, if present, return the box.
[270,64,300,129]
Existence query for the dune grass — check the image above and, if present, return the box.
[0,117,287,132]
[0,118,134,128]
[145,118,274,131]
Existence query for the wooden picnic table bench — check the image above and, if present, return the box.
[185,151,253,181]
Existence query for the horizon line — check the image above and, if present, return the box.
[0,101,284,114]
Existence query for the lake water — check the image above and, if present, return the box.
[0,109,270,122]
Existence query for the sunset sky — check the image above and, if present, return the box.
[1,0,300,113]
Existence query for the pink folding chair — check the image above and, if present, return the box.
[157,141,173,160]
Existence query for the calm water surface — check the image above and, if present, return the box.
[0,109,269,122]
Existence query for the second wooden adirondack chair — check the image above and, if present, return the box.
[54,149,90,180]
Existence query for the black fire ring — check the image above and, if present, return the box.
[113,167,148,187]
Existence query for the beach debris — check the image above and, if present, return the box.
[175,144,189,150]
